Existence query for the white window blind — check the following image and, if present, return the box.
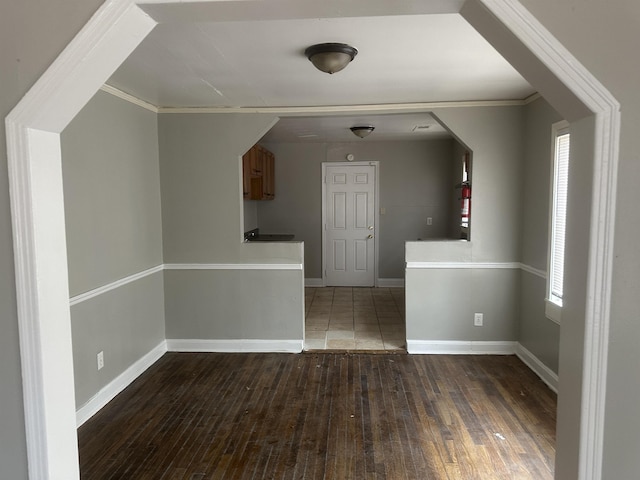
[549,130,570,306]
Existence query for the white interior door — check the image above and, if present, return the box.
[324,163,377,286]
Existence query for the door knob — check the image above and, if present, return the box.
[368,226,374,230]
[367,234,374,239]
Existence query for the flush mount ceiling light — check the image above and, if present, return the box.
[350,126,375,138]
[305,43,358,74]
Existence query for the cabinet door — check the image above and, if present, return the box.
[249,146,263,200]
[242,145,275,200]
[250,146,263,176]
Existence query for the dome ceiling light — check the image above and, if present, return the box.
[305,43,358,74]
[350,126,375,138]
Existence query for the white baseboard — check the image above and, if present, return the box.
[515,343,559,393]
[407,340,516,355]
[76,340,167,427]
[306,278,405,287]
[166,339,303,353]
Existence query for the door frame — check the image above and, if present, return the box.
[321,161,380,287]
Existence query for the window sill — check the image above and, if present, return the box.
[545,299,562,325]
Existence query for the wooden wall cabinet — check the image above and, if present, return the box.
[243,145,275,200]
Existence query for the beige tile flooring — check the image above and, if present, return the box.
[304,287,406,351]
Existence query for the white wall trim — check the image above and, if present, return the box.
[405,261,548,280]
[166,339,303,354]
[69,265,163,306]
[519,263,547,279]
[305,278,404,288]
[157,98,536,115]
[407,340,516,355]
[164,263,303,271]
[69,263,304,306]
[75,341,167,427]
[406,261,521,270]
[100,78,540,114]
[100,84,158,113]
[515,343,559,393]
[523,92,542,105]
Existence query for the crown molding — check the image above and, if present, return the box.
[523,92,542,104]
[100,84,158,113]
[156,99,533,114]
[100,83,539,114]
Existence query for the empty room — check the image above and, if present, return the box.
[3,1,634,479]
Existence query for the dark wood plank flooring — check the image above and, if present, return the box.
[78,353,556,479]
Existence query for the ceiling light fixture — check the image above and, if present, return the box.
[305,43,358,74]
[350,126,375,138]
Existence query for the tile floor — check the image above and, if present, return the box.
[304,287,406,351]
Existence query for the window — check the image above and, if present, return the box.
[546,121,570,323]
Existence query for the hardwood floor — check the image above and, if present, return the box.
[78,353,556,479]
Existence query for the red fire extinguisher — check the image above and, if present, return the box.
[461,183,471,227]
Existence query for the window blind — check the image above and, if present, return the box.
[550,131,570,304]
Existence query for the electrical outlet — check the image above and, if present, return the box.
[474,313,484,326]
[427,217,433,226]
[97,351,104,370]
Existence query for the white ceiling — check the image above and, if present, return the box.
[108,11,534,142]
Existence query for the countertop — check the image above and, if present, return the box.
[244,228,295,242]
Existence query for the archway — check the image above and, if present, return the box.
[5,1,618,478]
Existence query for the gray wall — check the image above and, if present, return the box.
[165,269,303,340]
[158,113,304,341]
[243,200,259,232]
[406,268,520,341]
[70,274,165,406]
[62,91,163,294]
[61,90,165,408]
[520,98,563,269]
[406,105,524,342]
[160,113,287,263]
[1,1,103,477]
[254,142,325,277]
[518,96,563,373]
[258,139,455,279]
